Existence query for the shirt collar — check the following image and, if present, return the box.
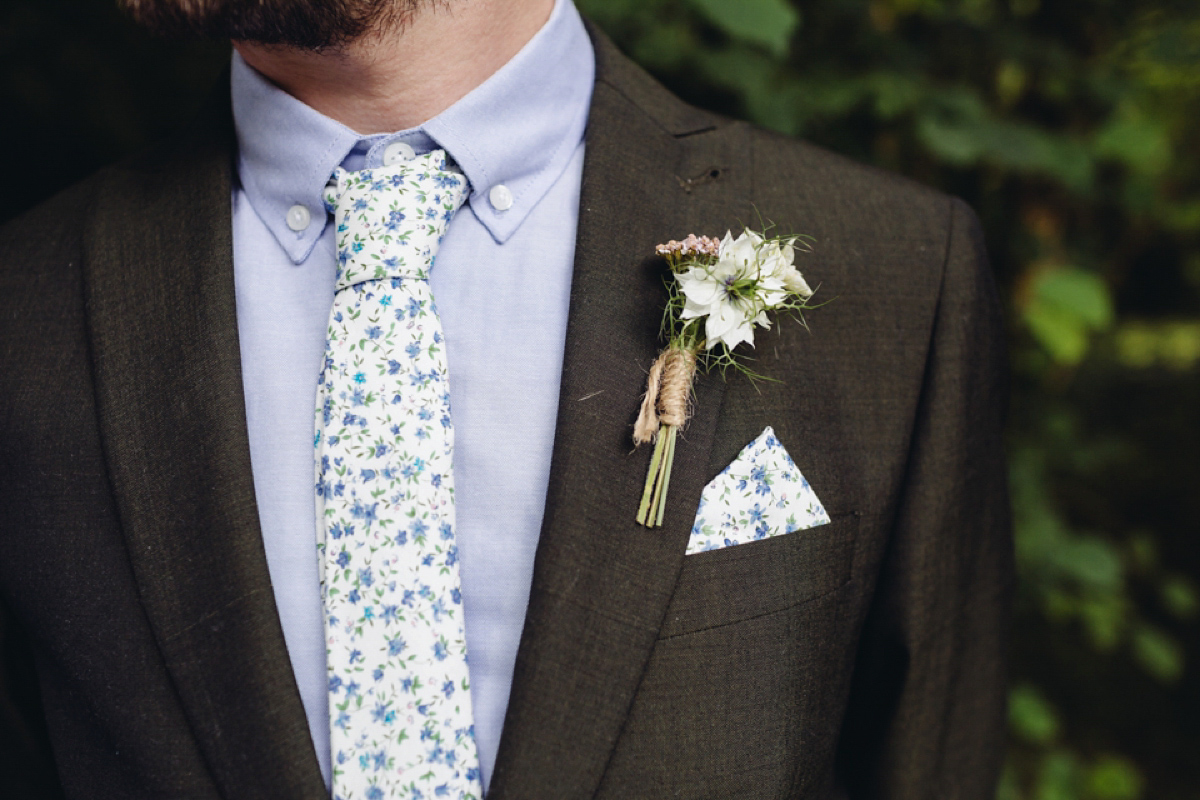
[232,0,594,263]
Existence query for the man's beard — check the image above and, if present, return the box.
[118,0,433,50]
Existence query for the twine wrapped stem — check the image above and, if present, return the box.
[635,346,699,527]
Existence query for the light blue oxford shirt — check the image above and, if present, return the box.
[229,0,594,789]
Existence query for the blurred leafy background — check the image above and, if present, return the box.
[2,0,1199,797]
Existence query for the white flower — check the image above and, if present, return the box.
[677,230,792,351]
[758,236,813,299]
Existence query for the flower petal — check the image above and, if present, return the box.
[706,301,756,350]
[678,267,724,307]
[783,268,813,299]
[680,296,712,320]
[717,317,755,350]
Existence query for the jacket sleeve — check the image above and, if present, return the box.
[835,198,1014,799]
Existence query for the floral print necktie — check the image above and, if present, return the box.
[317,150,482,800]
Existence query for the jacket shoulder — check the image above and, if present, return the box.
[0,174,101,277]
[746,125,956,241]
[586,21,958,242]
[0,76,233,275]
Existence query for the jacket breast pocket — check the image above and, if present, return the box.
[659,512,859,639]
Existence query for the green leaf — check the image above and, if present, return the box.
[1036,751,1081,800]
[1160,575,1200,619]
[996,763,1022,800]
[915,114,985,165]
[979,120,1093,190]
[1085,755,1144,800]
[1131,624,1184,683]
[697,47,775,96]
[914,88,1094,189]
[1036,269,1113,329]
[1009,684,1060,745]
[867,72,924,119]
[1025,301,1089,364]
[686,0,800,57]
[1057,537,1123,591]
[1079,596,1127,651]
[1024,268,1114,364]
[1093,107,1172,176]
[628,19,698,72]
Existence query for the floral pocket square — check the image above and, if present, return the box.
[687,426,830,555]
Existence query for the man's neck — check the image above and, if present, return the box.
[234,0,555,134]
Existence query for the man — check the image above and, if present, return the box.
[0,0,1012,797]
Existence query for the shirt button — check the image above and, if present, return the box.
[286,204,312,232]
[383,141,416,165]
[489,184,514,212]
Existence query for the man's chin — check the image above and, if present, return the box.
[117,0,421,50]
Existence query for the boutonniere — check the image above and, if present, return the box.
[634,229,818,527]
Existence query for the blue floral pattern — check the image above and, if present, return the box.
[688,426,830,555]
[316,150,481,800]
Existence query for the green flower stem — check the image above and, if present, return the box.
[636,427,669,526]
[636,423,678,528]
[646,428,667,526]
[646,426,670,526]
[654,425,678,527]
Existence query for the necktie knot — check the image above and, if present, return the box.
[324,149,468,291]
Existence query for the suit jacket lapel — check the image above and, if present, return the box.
[487,29,749,799]
[82,88,326,799]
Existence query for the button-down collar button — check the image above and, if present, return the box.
[488,184,514,212]
[383,141,416,165]
[286,204,312,232]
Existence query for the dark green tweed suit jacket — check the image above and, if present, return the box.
[0,27,1012,800]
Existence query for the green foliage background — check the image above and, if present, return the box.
[2,0,1198,796]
